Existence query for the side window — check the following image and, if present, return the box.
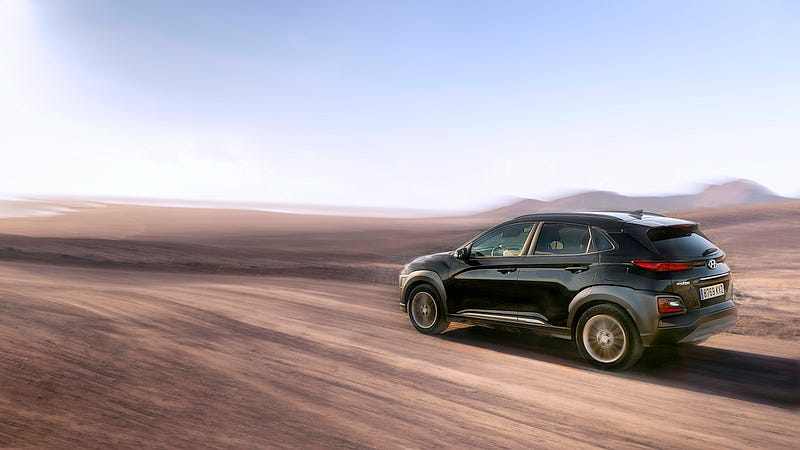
[470,222,534,258]
[534,223,590,255]
[589,227,615,252]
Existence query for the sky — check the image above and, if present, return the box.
[1,0,798,211]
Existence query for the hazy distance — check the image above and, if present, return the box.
[1,1,798,211]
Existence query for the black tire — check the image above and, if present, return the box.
[575,304,643,371]
[407,284,449,335]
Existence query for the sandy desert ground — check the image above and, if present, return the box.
[0,201,798,448]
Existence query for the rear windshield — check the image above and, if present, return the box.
[647,226,718,258]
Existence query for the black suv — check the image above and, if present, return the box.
[399,211,737,370]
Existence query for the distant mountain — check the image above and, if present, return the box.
[692,179,782,208]
[478,179,786,221]
[474,198,548,221]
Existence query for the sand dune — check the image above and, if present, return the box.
[0,200,797,339]
[0,200,798,447]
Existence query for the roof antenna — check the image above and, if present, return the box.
[631,209,644,219]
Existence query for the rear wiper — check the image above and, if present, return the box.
[702,247,718,256]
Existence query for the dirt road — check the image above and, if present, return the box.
[0,263,796,448]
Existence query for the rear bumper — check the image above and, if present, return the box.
[645,300,738,346]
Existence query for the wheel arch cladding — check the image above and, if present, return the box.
[402,270,448,314]
[568,285,658,337]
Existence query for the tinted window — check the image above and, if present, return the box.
[534,223,590,255]
[471,222,534,258]
[647,226,717,258]
[607,232,650,256]
[589,227,615,252]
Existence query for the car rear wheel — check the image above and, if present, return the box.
[576,304,643,370]
[408,284,449,335]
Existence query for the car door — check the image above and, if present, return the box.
[446,221,535,322]
[516,222,600,327]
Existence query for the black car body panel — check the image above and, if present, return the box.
[400,211,738,368]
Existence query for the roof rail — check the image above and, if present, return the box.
[597,209,666,219]
[510,210,666,222]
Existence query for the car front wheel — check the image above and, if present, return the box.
[576,304,643,370]
[407,284,449,335]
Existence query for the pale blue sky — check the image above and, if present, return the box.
[1,0,798,210]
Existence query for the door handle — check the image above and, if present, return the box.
[565,265,590,273]
[497,268,517,274]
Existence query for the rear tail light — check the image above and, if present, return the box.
[632,260,694,272]
[657,296,686,314]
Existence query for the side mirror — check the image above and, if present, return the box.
[455,246,470,262]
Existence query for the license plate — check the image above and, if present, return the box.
[700,283,725,300]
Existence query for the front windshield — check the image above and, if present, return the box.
[470,222,534,258]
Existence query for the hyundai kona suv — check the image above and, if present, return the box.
[399,211,738,370]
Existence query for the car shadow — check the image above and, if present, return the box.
[439,326,799,409]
